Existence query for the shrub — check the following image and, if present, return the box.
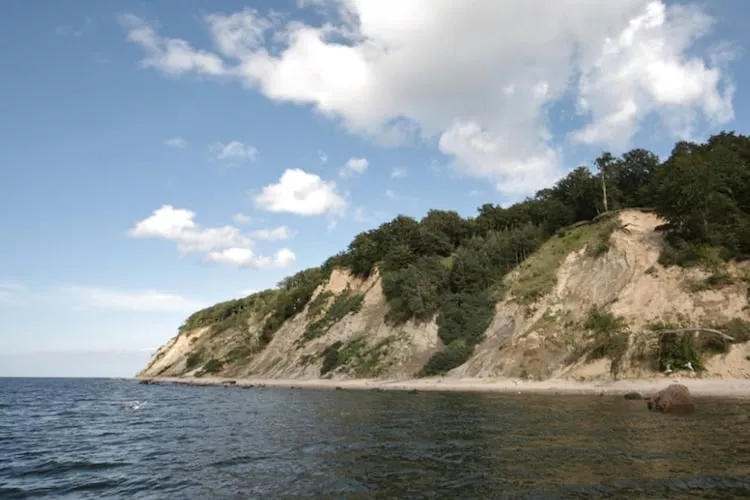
[420,341,474,376]
[584,306,629,375]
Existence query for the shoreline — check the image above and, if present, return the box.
[135,376,750,399]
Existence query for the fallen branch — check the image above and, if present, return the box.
[651,328,735,341]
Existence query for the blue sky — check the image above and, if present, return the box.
[1,0,748,377]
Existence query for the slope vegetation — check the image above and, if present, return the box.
[140,132,750,380]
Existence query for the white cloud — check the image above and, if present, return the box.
[119,13,227,76]
[211,140,258,162]
[122,1,734,198]
[232,212,253,225]
[570,2,735,148]
[60,285,205,312]
[206,247,296,269]
[385,189,396,200]
[391,167,407,178]
[239,288,259,297]
[128,205,294,269]
[253,168,347,216]
[340,157,368,177]
[165,137,187,148]
[128,205,252,253]
[318,150,328,164]
[250,225,293,240]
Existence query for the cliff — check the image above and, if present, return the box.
[139,209,750,381]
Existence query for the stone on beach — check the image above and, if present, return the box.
[646,384,694,414]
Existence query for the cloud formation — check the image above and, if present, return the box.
[340,157,369,177]
[122,1,734,198]
[127,205,295,269]
[253,168,347,216]
[211,140,257,162]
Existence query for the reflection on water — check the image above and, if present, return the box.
[1,379,750,499]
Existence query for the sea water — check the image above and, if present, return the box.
[2,378,750,499]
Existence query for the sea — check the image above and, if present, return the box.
[1,378,750,499]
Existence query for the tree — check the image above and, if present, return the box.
[595,152,618,213]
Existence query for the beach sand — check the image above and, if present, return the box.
[138,376,750,399]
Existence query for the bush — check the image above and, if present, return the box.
[320,342,343,375]
[436,293,494,347]
[420,341,474,376]
[658,332,704,372]
[186,351,204,370]
[584,306,629,375]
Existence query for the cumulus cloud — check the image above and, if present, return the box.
[127,205,295,269]
[127,205,251,253]
[165,136,187,148]
[207,247,296,269]
[340,157,368,177]
[122,1,735,197]
[253,168,347,216]
[211,140,257,162]
[60,285,205,312]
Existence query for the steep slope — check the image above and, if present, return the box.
[139,209,750,380]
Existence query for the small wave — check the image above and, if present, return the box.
[11,459,129,479]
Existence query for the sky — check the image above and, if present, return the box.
[1,0,749,377]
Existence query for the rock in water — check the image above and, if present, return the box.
[624,391,643,400]
[646,384,694,414]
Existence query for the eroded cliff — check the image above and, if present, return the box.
[140,209,750,381]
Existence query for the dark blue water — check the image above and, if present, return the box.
[1,379,750,499]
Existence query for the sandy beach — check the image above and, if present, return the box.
[137,376,750,399]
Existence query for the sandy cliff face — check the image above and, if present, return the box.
[140,210,750,380]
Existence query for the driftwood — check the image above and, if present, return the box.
[651,328,735,342]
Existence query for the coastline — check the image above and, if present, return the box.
[136,376,750,399]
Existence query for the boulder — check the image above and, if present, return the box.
[646,384,694,414]
[624,391,643,400]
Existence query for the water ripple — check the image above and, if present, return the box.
[2,379,750,498]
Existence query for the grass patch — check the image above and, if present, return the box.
[306,291,333,319]
[507,214,619,305]
[585,215,621,258]
[686,271,735,292]
[299,289,365,345]
[223,344,258,366]
[317,335,402,377]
